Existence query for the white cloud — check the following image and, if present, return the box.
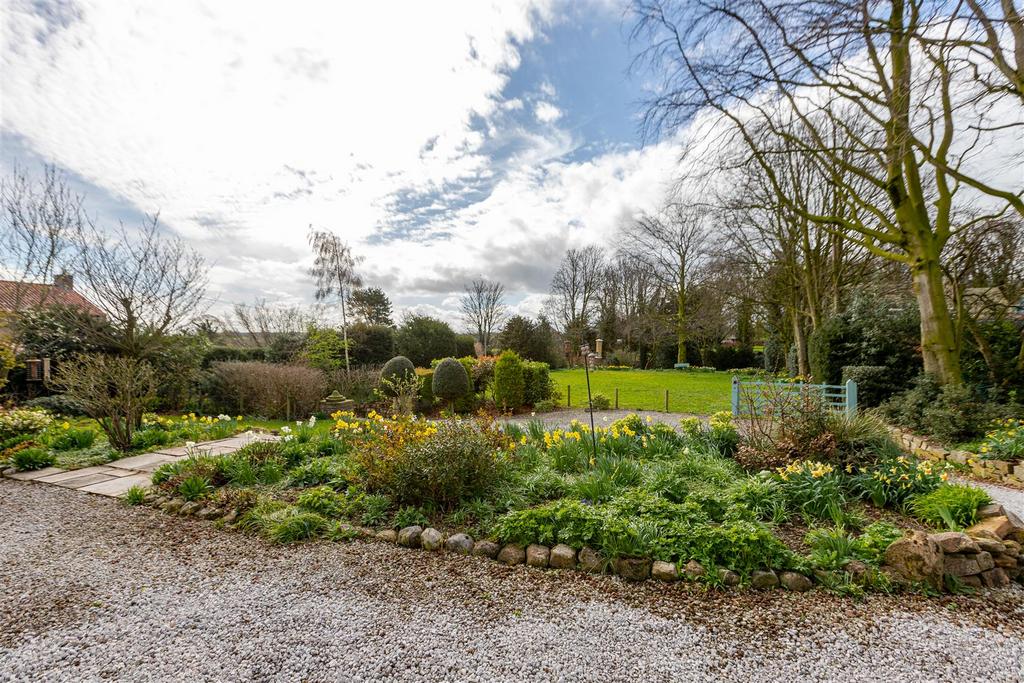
[2,0,679,327]
[534,101,563,123]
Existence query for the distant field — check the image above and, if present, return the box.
[549,369,736,415]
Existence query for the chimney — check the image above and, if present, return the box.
[53,271,73,291]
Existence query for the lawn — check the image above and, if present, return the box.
[550,369,738,414]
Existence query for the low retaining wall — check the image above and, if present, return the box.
[890,428,1024,486]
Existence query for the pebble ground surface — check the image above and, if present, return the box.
[3,478,1024,683]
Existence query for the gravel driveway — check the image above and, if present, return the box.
[2,479,1023,683]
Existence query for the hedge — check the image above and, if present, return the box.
[523,361,552,406]
[494,351,525,410]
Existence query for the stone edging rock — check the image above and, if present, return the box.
[142,493,1024,593]
[889,427,1023,486]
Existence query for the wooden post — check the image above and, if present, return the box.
[567,384,571,407]
[664,389,669,412]
[615,387,619,410]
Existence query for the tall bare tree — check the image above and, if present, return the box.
[624,202,712,364]
[232,299,317,348]
[630,0,1024,383]
[308,227,363,374]
[0,164,82,308]
[72,216,208,357]
[548,245,605,343]
[460,278,506,353]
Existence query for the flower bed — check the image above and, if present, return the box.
[135,406,1024,595]
[889,424,1024,487]
[0,408,250,472]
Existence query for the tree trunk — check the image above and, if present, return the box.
[790,307,810,378]
[675,279,686,364]
[910,254,962,384]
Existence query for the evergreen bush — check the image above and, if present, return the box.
[432,357,471,405]
[494,350,525,410]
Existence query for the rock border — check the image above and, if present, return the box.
[141,493,1024,593]
[889,427,1024,487]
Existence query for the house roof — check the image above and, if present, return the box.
[0,280,105,317]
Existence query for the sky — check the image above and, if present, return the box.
[1,0,682,329]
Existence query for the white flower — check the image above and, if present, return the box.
[307,416,316,427]
[531,412,536,417]
[281,426,292,434]
[296,420,302,427]
[185,441,196,447]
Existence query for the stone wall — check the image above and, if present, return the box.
[889,428,1024,486]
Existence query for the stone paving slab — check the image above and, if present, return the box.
[78,473,153,497]
[36,466,120,484]
[3,432,277,498]
[5,466,66,481]
[108,452,180,471]
[52,473,118,489]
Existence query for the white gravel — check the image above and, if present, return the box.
[2,479,1023,682]
[956,478,1024,521]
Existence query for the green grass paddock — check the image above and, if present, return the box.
[549,369,737,414]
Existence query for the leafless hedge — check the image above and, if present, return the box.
[210,361,326,419]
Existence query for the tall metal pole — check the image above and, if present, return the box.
[581,344,598,463]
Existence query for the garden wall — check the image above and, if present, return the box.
[889,428,1024,487]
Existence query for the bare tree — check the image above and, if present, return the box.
[232,299,317,348]
[459,278,506,353]
[308,227,363,374]
[72,216,208,357]
[548,245,605,342]
[624,202,713,364]
[630,0,1024,383]
[0,164,82,307]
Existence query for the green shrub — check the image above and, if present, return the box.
[589,393,611,410]
[122,485,148,506]
[775,460,848,526]
[841,365,895,408]
[432,358,470,405]
[522,362,552,405]
[415,368,435,411]
[288,457,343,488]
[394,315,457,367]
[0,408,53,441]
[883,375,997,443]
[265,507,329,543]
[10,447,56,471]
[296,486,344,517]
[392,505,430,529]
[852,456,949,507]
[493,350,525,411]
[380,356,416,394]
[534,398,559,413]
[372,421,507,508]
[178,475,212,501]
[909,484,991,530]
[48,425,98,451]
[358,493,392,526]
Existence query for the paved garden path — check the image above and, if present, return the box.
[2,433,265,499]
[1,479,1022,682]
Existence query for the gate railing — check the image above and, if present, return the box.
[731,377,857,418]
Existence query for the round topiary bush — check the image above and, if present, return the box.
[380,355,416,394]
[432,357,470,404]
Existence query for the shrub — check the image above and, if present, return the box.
[23,394,85,416]
[122,485,148,506]
[432,358,470,406]
[883,375,999,443]
[774,460,848,526]
[395,315,457,367]
[356,419,509,508]
[534,398,559,413]
[296,486,345,517]
[0,408,54,441]
[415,368,435,412]
[493,351,525,410]
[909,484,991,530]
[324,366,380,408]
[522,362,552,405]
[265,507,330,543]
[178,475,213,501]
[209,361,326,420]
[589,393,611,410]
[380,355,416,389]
[47,424,98,451]
[852,456,950,507]
[978,417,1024,460]
[348,322,395,366]
[10,447,55,471]
[841,365,895,408]
[392,505,430,529]
[301,327,348,372]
